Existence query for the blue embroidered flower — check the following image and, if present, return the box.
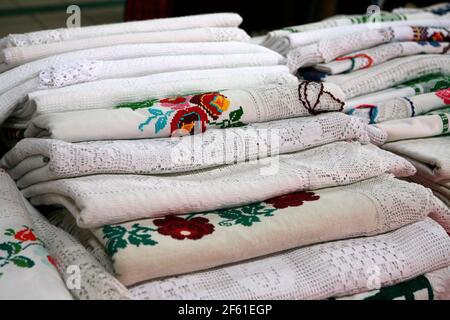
[417,41,441,47]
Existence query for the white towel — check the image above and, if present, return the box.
[316,41,450,75]
[375,111,449,142]
[15,66,297,122]
[337,265,450,300]
[267,19,450,55]
[0,41,275,96]
[1,28,250,66]
[1,13,243,48]
[261,10,447,48]
[0,52,284,125]
[383,136,450,208]
[410,175,450,207]
[345,73,450,110]
[90,175,449,285]
[348,89,450,123]
[21,194,132,299]
[327,55,450,99]
[287,27,450,71]
[130,218,450,300]
[0,77,39,125]
[37,53,284,89]
[1,113,382,187]
[383,136,450,183]
[24,82,344,142]
[0,169,73,300]
[21,142,416,228]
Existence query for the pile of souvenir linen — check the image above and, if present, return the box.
[261,2,450,212]
[0,9,450,300]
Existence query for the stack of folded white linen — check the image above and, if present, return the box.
[0,12,294,136]
[1,11,450,301]
[384,136,450,207]
[260,4,450,56]
[257,3,450,211]
[0,13,247,67]
[0,169,132,299]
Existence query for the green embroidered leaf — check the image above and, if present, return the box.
[11,256,34,268]
[10,242,21,254]
[155,116,168,134]
[103,225,127,238]
[433,79,450,91]
[242,203,276,217]
[116,98,159,110]
[228,121,245,128]
[216,202,276,227]
[229,107,244,122]
[102,224,158,256]
[235,214,261,227]
[104,237,127,257]
[209,107,245,129]
[102,225,128,256]
[0,242,17,256]
[127,224,157,247]
[4,228,15,236]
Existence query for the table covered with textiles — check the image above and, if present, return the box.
[0,3,450,300]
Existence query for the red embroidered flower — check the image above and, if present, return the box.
[153,216,214,240]
[159,96,193,110]
[264,191,320,209]
[14,227,37,242]
[431,31,445,42]
[47,255,57,268]
[190,93,230,120]
[170,106,208,136]
[435,88,450,105]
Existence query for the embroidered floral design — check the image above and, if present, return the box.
[170,106,208,135]
[154,216,214,240]
[0,226,45,276]
[208,106,245,128]
[123,90,246,136]
[264,191,320,209]
[14,227,37,242]
[138,108,175,133]
[47,255,57,268]
[159,96,193,110]
[412,27,450,42]
[417,41,441,47]
[431,31,446,42]
[435,88,450,105]
[432,78,450,91]
[215,203,277,227]
[116,98,159,110]
[190,93,230,120]
[102,216,215,256]
[101,191,322,257]
[102,224,158,257]
[398,73,450,93]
